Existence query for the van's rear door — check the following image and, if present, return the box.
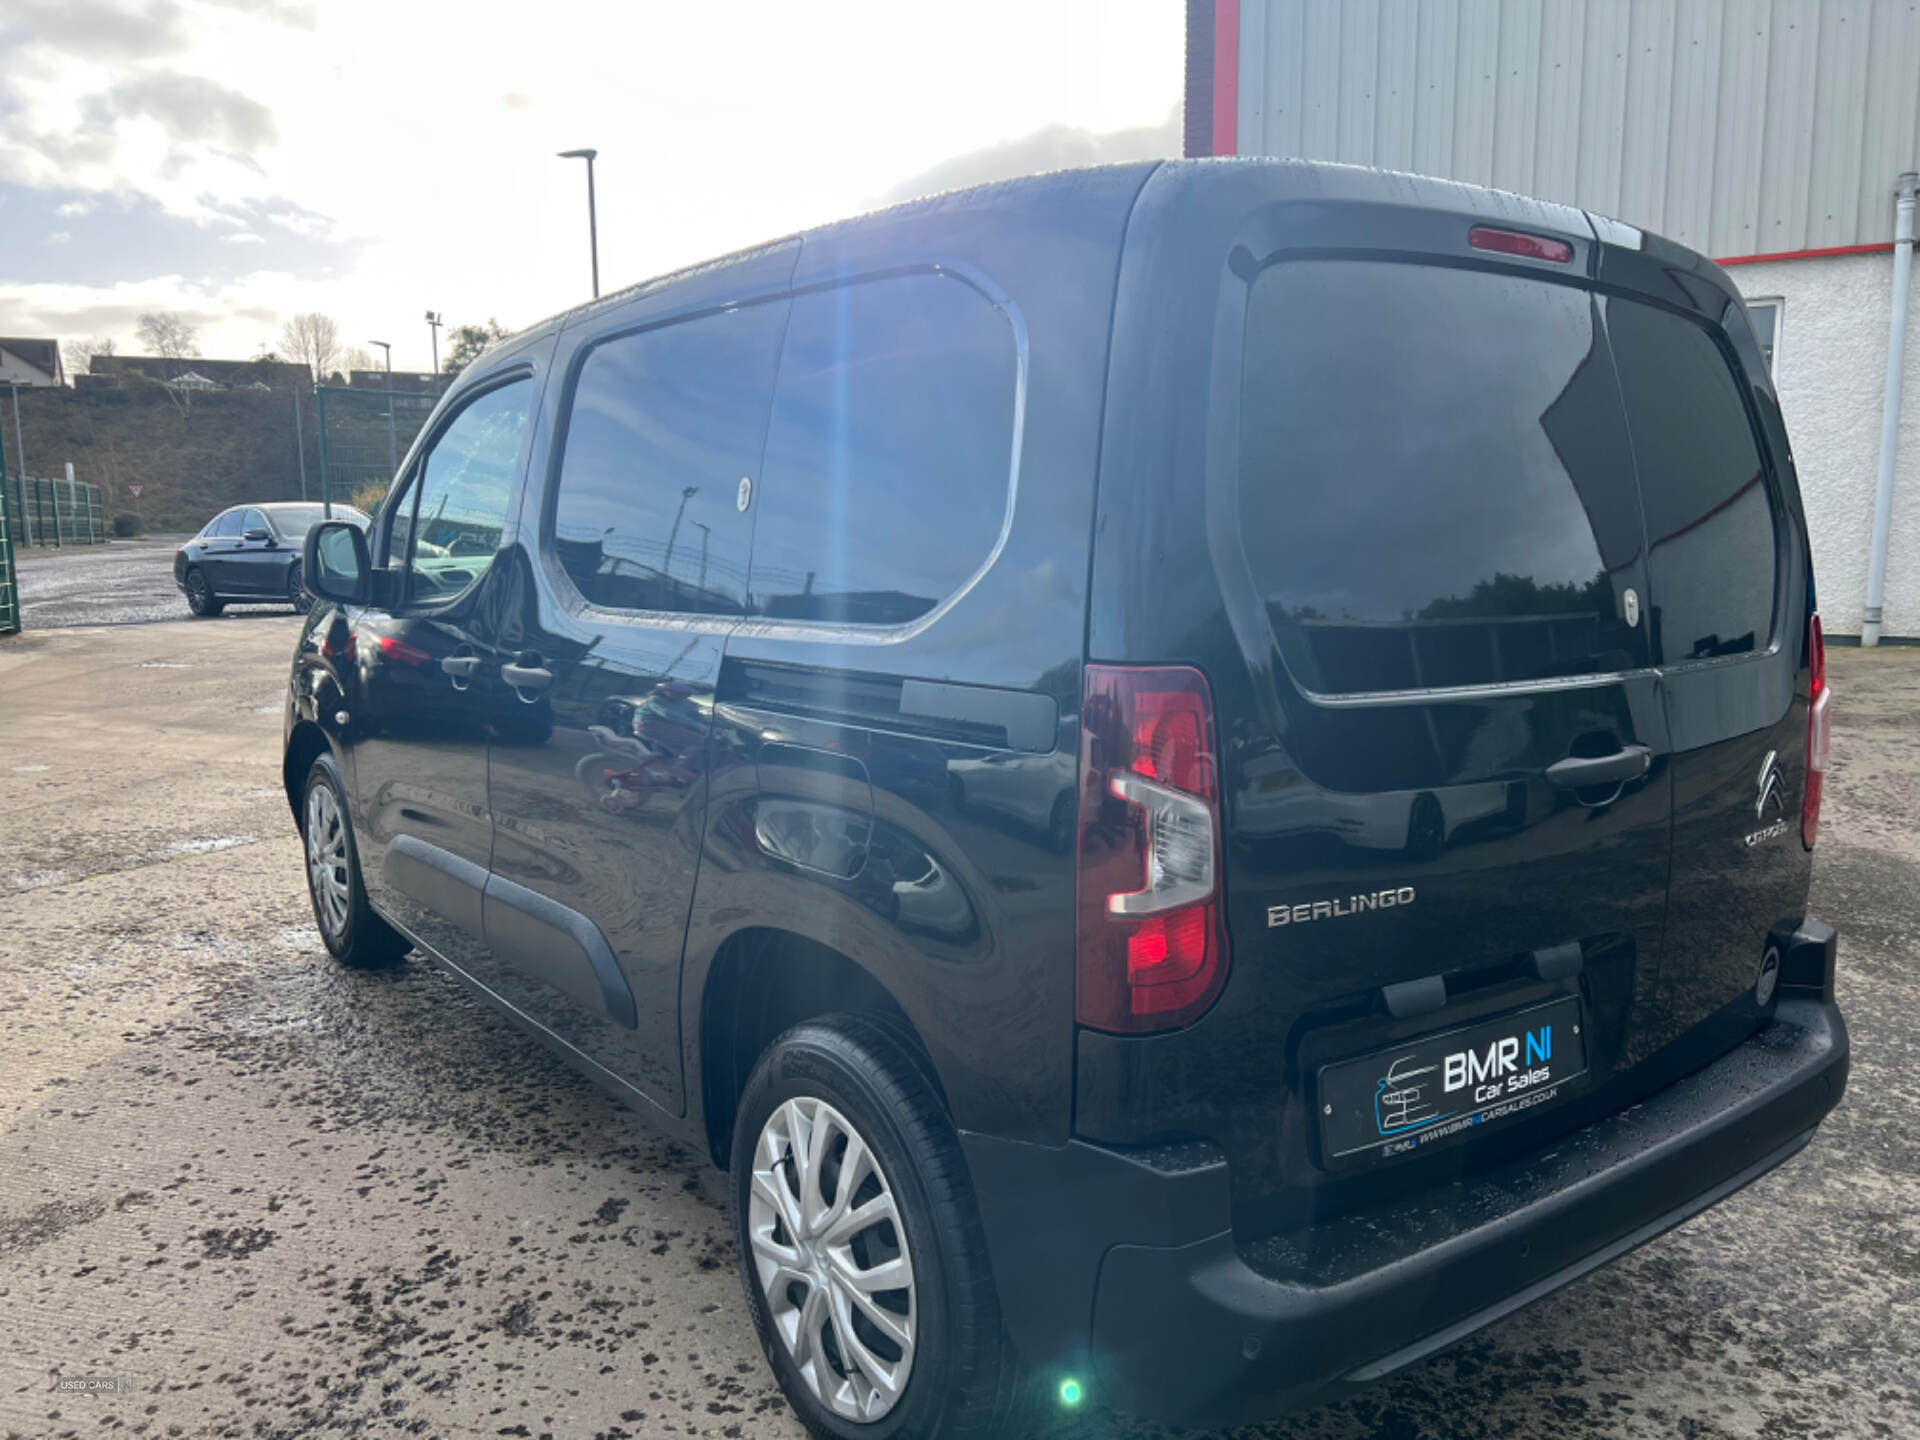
[1600,291,1812,1060]
[1197,252,1678,1206]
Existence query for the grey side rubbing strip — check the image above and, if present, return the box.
[385,834,487,936]
[481,871,639,1030]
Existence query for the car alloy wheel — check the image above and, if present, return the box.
[289,560,312,613]
[747,1096,917,1423]
[185,570,213,615]
[305,781,351,940]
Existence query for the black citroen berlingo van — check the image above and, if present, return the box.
[286,159,1846,1436]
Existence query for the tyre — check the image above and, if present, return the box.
[183,568,223,617]
[731,1015,1029,1440]
[288,559,313,614]
[300,752,408,968]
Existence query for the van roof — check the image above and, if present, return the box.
[477,157,1737,368]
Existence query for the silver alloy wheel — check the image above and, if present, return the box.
[305,782,351,939]
[749,1097,917,1422]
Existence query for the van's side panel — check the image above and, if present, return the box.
[681,166,1159,1149]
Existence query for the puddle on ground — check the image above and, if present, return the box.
[162,834,258,858]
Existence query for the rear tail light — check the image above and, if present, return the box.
[1468,226,1574,263]
[375,633,431,666]
[1803,613,1829,849]
[1075,665,1228,1033]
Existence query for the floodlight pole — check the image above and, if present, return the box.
[558,148,601,298]
[371,340,396,476]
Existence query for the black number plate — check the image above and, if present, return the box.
[1318,996,1588,1169]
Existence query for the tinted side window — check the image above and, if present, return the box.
[1605,299,1778,664]
[398,378,531,605]
[550,302,786,616]
[1240,260,1649,695]
[749,273,1017,625]
[210,511,242,538]
[242,508,268,536]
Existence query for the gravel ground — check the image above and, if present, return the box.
[14,539,303,630]
[0,620,1915,1440]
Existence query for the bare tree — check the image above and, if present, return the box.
[61,335,116,378]
[333,345,374,383]
[279,311,340,383]
[135,311,203,420]
[135,311,200,365]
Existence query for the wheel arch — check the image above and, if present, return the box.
[283,719,333,824]
[698,927,945,1170]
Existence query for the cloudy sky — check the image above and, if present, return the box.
[0,0,1183,372]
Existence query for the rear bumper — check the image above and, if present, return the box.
[964,983,1846,1426]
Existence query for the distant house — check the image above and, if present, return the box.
[345,369,440,394]
[0,338,65,388]
[87,355,312,391]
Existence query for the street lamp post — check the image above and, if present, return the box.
[662,484,696,589]
[558,148,600,298]
[370,339,396,476]
[425,311,443,387]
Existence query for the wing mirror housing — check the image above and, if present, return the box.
[304,520,371,606]
[243,526,272,542]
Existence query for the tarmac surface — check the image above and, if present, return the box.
[0,617,1915,1440]
[13,538,303,630]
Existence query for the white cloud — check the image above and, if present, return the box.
[0,0,1184,370]
[876,105,1182,205]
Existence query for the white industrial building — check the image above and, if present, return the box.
[1185,0,1920,642]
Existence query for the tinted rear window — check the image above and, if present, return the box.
[747,273,1017,626]
[1605,298,1778,664]
[1240,260,1649,695]
[551,302,787,616]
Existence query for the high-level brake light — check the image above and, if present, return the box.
[1803,613,1829,849]
[1076,665,1227,1032]
[1468,226,1574,264]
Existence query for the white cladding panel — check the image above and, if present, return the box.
[1235,0,1920,256]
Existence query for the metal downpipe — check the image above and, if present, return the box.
[1863,172,1918,646]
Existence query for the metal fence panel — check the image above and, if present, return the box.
[0,462,19,635]
[5,475,107,548]
[315,386,437,514]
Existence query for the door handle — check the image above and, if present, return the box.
[1545,745,1652,791]
[441,654,481,686]
[501,661,553,700]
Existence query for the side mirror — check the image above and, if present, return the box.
[304,520,371,606]
[243,526,272,542]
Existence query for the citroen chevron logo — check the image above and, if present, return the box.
[1756,750,1785,819]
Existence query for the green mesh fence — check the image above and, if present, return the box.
[0,462,18,636]
[3,474,107,548]
[315,385,438,514]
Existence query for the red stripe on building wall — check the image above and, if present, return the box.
[1715,241,1895,267]
[1211,0,1238,157]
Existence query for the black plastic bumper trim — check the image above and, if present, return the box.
[1083,995,1845,1424]
[1345,1125,1813,1381]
